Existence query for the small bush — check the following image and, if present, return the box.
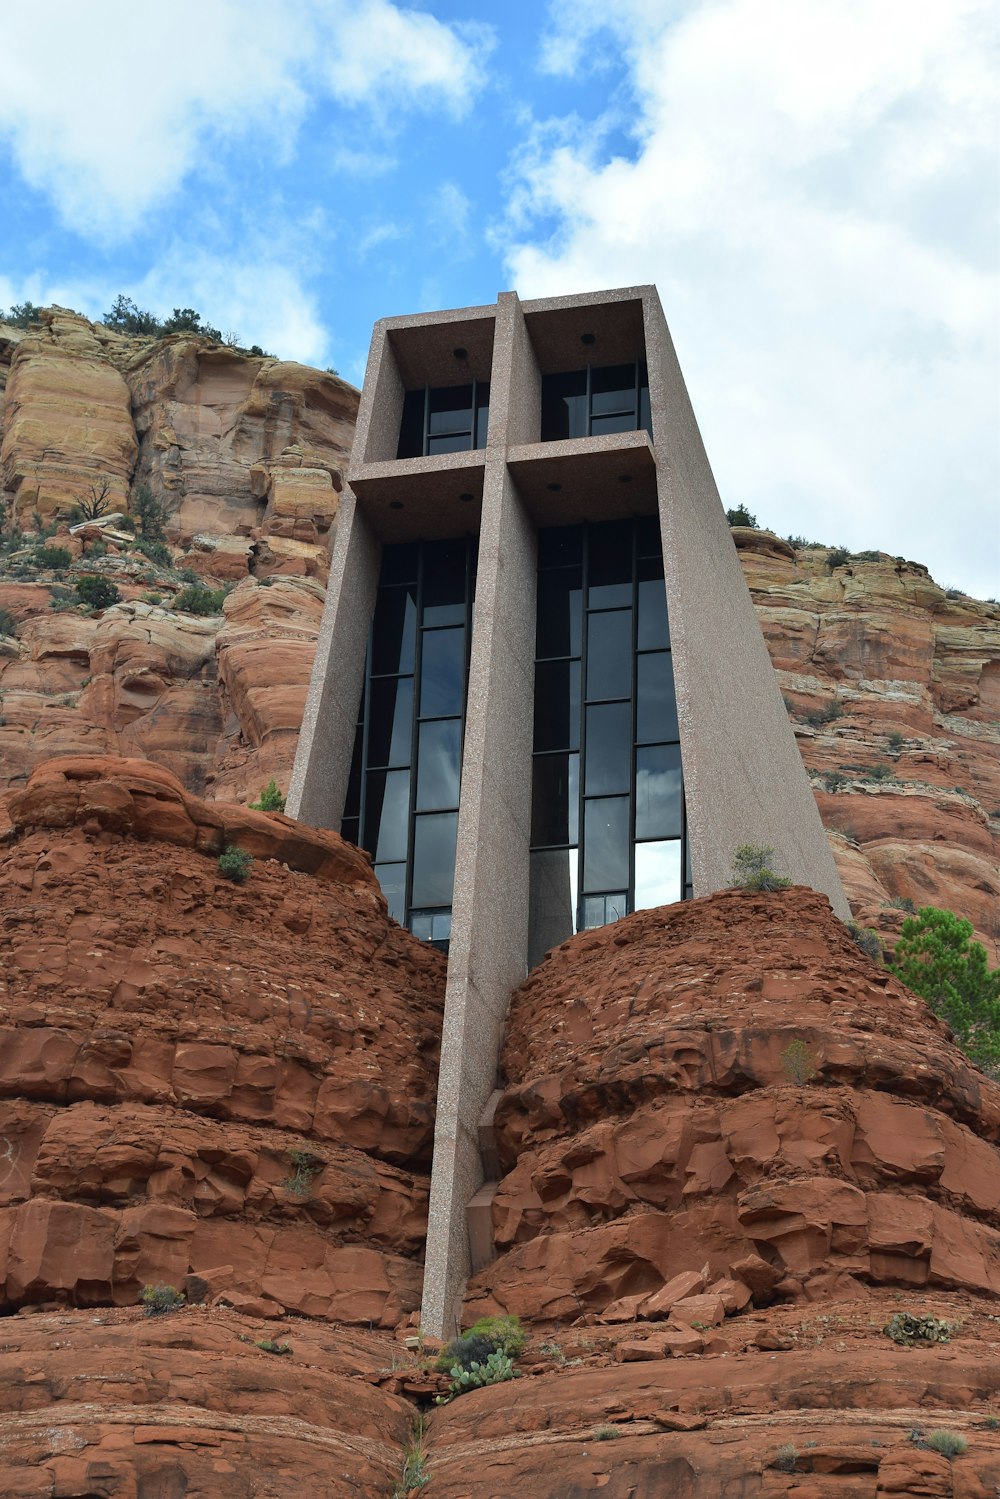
[884,896,916,915]
[847,923,883,963]
[256,1338,292,1356]
[250,779,286,812]
[802,700,841,728]
[823,771,848,792]
[868,763,894,782]
[436,1315,526,1373]
[944,587,964,600]
[925,1429,967,1458]
[827,546,850,569]
[592,1423,623,1441]
[140,1283,186,1317]
[282,1148,322,1196]
[131,481,168,543]
[781,1039,818,1085]
[436,1349,520,1404]
[0,607,17,638]
[218,844,253,883]
[887,730,905,753]
[730,844,791,893]
[884,1312,955,1347]
[726,505,758,528]
[436,1332,498,1373]
[75,575,122,610]
[135,538,172,567]
[774,1442,798,1472]
[33,544,72,571]
[173,583,228,615]
[852,549,882,562]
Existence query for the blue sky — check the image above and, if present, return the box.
[1,0,997,598]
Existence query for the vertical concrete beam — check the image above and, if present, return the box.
[286,491,381,828]
[643,291,849,917]
[421,461,537,1337]
[356,323,406,466]
[493,291,542,448]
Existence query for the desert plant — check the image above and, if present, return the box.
[464,1315,526,1359]
[218,844,253,884]
[802,700,841,728]
[726,505,758,528]
[774,1442,798,1472]
[4,301,45,328]
[140,1283,186,1317]
[173,583,228,615]
[888,907,1000,1075]
[887,730,905,754]
[75,477,115,521]
[883,1312,956,1346]
[282,1148,322,1195]
[846,923,883,963]
[781,1039,818,1085]
[823,771,848,792]
[135,538,171,567]
[868,763,894,782]
[852,549,882,562]
[393,1415,430,1496]
[592,1423,623,1440]
[437,1349,520,1403]
[925,1429,967,1458]
[250,779,286,812]
[32,544,72,571]
[75,575,121,610]
[131,481,168,543]
[730,844,791,893]
[255,1338,292,1355]
[0,607,17,638]
[826,546,850,569]
[884,896,916,915]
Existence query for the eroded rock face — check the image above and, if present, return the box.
[0,756,446,1324]
[466,888,1000,1325]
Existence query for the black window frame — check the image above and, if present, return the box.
[397,381,491,459]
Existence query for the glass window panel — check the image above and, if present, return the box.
[541,370,588,441]
[428,383,473,434]
[411,812,458,908]
[364,770,410,864]
[537,525,583,569]
[636,652,678,743]
[590,363,637,417]
[366,677,413,768]
[634,840,682,911]
[410,909,452,942]
[374,862,407,925]
[379,544,418,587]
[397,390,425,459]
[344,720,363,820]
[635,515,660,558]
[420,627,465,718]
[422,541,467,626]
[583,797,629,891]
[588,520,632,607]
[533,661,580,752]
[528,848,579,966]
[535,567,582,659]
[581,892,628,929]
[635,744,683,839]
[590,411,639,436]
[371,586,417,675]
[637,559,669,650]
[531,753,579,847]
[585,702,630,795]
[416,718,462,810]
[340,817,359,848]
[475,384,490,448]
[639,380,652,438]
[586,609,631,700]
[428,431,473,454]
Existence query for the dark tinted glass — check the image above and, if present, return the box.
[344,720,363,820]
[581,892,628,928]
[639,380,652,438]
[364,770,409,863]
[590,411,637,436]
[423,541,467,626]
[635,515,660,557]
[374,862,406,924]
[397,390,425,458]
[533,660,580,752]
[635,743,683,839]
[637,559,669,650]
[583,797,629,890]
[636,652,678,743]
[366,677,413,768]
[590,363,637,417]
[541,370,587,441]
[428,432,474,454]
[586,609,631,700]
[530,753,579,846]
[535,567,582,658]
[585,702,630,794]
[410,909,452,942]
[379,544,418,587]
[416,719,462,810]
[588,520,632,607]
[537,525,583,569]
[411,812,458,907]
[341,816,359,848]
[371,586,417,675]
[420,627,465,718]
[475,384,490,448]
[428,383,473,434]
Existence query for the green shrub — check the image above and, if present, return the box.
[846,923,883,963]
[888,907,1000,1075]
[140,1283,186,1317]
[4,301,45,328]
[174,583,228,615]
[592,1424,623,1441]
[925,1429,967,1458]
[730,844,791,893]
[868,763,894,782]
[75,575,121,610]
[255,1338,292,1356]
[884,1312,955,1347]
[774,1443,798,1472]
[435,1315,526,1373]
[218,844,253,884]
[781,1039,818,1085]
[282,1148,322,1196]
[131,481,168,543]
[250,779,286,812]
[435,1332,497,1373]
[436,1349,520,1404]
[33,544,72,571]
[884,896,916,915]
[826,546,850,569]
[852,549,882,562]
[887,730,905,753]
[0,607,17,637]
[726,505,758,528]
[823,771,848,792]
[135,538,171,567]
[802,700,841,728]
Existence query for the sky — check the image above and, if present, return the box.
[1,0,997,598]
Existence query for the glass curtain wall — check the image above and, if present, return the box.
[540,360,651,442]
[342,536,477,948]
[528,516,689,965]
[397,382,490,458]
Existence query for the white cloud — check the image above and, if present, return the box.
[507,0,1000,597]
[0,0,493,237]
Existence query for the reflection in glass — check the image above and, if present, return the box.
[416,719,462,810]
[540,370,587,441]
[367,677,413,768]
[411,813,459,907]
[588,521,632,607]
[637,560,669,650]
[534,661,580,752]
[535,568,582,658]
[636,652,677,744]
[634,839,682,910]
[531,753,579,846]
[410,909,452,943]
[635,744,683,839]
[584,702,630,795]
[420,628,465,718]
[583,797,629,890]
[371,587,417,675]
[587,610,631,701]
[423,542,467,626]
[428,384,472,434]
[374,862,406,924]
[581,892,628,929]
[365,770,410,863]
[528,847,578,961]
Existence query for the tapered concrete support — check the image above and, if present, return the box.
[643,292,849,916]
[420,459,537,1337]
[287,492,380,828]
